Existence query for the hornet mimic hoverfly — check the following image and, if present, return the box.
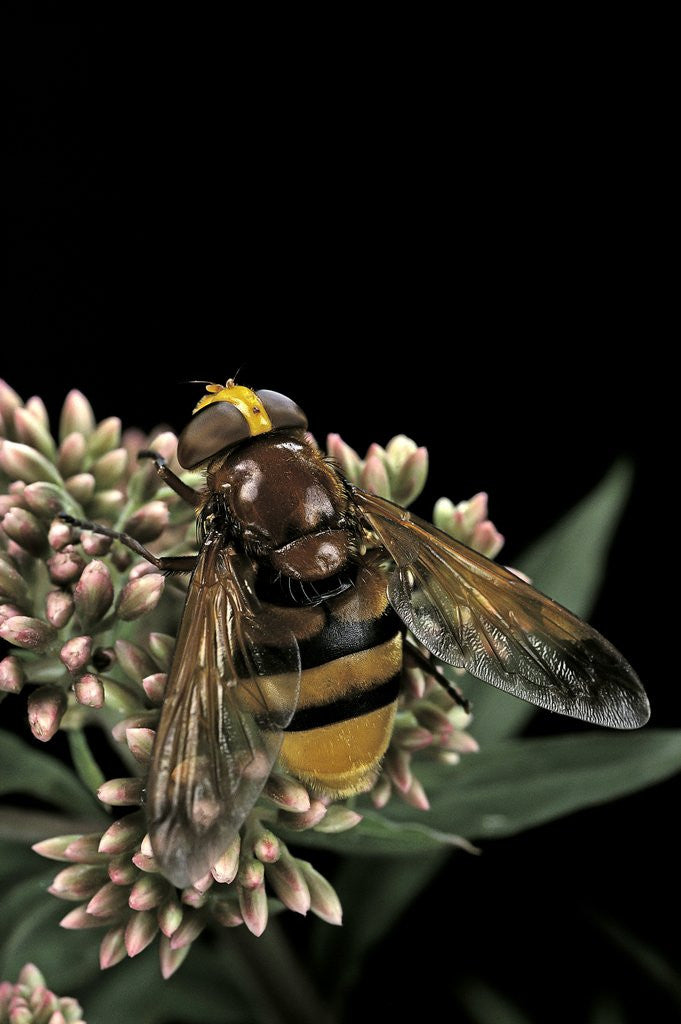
[62,381,649,888]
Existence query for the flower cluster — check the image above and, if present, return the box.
[0,963,84,1024]
[1,380,503,976]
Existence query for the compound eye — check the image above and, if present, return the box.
[256,390,307,431]
[177,402,250,469]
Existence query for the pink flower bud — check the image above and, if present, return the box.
[471,520,504,559]
[49,863,107,900]
[0,558,29,605]
[27,685,67,740]
[385,747,412,793]
[312,805,362,834]
[64,474,96,503]
[360,453,391,499]
[73,559,113,625]
[126,727,155,764]
[385,434,418,473]
[265,849,310,915]
[125,911,159,957]
[0,378,23,429]
[169,911,207,949]
[60,635,93,674]
[0,440,62,486]
[107,854,138,886]
[117,573,165,621]
[98,811,145,855]
[0,494,26,515]
[158,895,184,937]
[277,799,328,831]
[210,836,241,884]
[91,448,128,488]
[87,416,122,458]
[32,835,80,862]
[88,489,125,520]
[114,639,157,683]
[299,861,343,926]
[0,603,23,626]
[48,520,73,551]
[399,776,430,811]
[1,616,57,652]
[45,590,75,628]
[22,482,67,519]
[160,936,192,979]
[74,673,104,708]
[97,777,144,806]
[392,723,433,751]
[99,925,127,970]
[59,905,104,929]
[87,881,130,918]
[57,432,87,477]
[123,500,169,542]
[211,900,243,927]
[13,406,56,460]
[129,874,169,911]
[326,433,363,483]
[0,655,25,693]
[142,672,167,704]
[263,773,312,812]
[63,834,108,862]
[59,390,95,441]
[370,773,392,809]
[79,530,112,556]
[47,549,85,585]
[238,882,268,937]
[147,632,175,672]
[391,447,429,507]
[253,829,280,863]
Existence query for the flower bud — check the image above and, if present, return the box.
[0,440,62,485]
[91,448,128,488]
[47,549,85,585]
[147,633,175,672]
[60,635,93,674]
[385,434,418,473]
[45,590,75,628]
[87,416,122,458]
[123,501,169,543]
[399,776,430,811]
[117,573,165,621]
[391,447,429,507]
[0,603,23,626]
[63,834,108,863]
[385,747,412,793]
[2,507,48,556]
[73,560,113,624]
[114,640,157,683]
[312,805,362,834]
[253,829,280,863]
[49,863,107,900]
[59,390,95,441]
[413,701,454,740]
[211,899,243,928]
[79,530,113,556]
[64,474,96,503]
[360,453,391,499]
[370,773,392,809]
[0,655,24,693]
[129,874,169,911]
[264,773,311,812]
[142,672,167,704]
[27,685,67,740]
[108,854,139,886]
[277,799,327,831]
[87,882,132,918]
[471,520,504,559]
[391,723,433,751]
[17,963,46,988]
[238,881,268,937]
[211,836,241,884]
[98,811,145,855]
[0,379,22,432]
[160,936,191,979]
[181,886,208,909]
[88,489,125,520]
[1,616,56,652]
[168,910,207,950]
[14,406,56,460]
[131,851,159,873]
[31,835,81,862]
[126,727,155,764]
[97,777,144,806]
[99,925,127,970]
[265,848,310,915]
[59,905,104,929]
[74,674,105,708]
[48,520,73,551]
[0,559,29,605]
[326,433,363,483]
[57,432,87,478]
[0,494,25,515]
[299,861,343,925]
[111,712,158,742]
[158,895,184,937]
[22,482,68,519]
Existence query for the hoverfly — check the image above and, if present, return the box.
[62,381,649,888]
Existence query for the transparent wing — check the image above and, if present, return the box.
[353,487,649,730]
[146,535,300,888]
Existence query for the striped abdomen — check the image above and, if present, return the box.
[260,556,403,798]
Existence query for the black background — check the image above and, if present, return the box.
[4,26,672,1024]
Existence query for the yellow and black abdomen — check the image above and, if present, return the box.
[264,558,403,799]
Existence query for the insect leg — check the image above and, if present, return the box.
[137,450,201,507]
[404,635,471,713]
[58,514,198,573]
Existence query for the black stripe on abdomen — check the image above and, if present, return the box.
[298,608,401,669]
[284,672,401,732]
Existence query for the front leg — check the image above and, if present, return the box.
[138,450,201,508]
[404,634,471,713]
[59,514,198,574]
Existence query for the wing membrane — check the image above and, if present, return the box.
[147,535,300,888]
[354,487,649,729]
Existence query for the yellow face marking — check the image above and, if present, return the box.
[193,384,272,436]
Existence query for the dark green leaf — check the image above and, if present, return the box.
[0,729,104,816]
[461,461,634,744]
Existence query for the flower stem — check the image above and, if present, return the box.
[67,728,106,794]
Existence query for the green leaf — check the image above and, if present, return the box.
[461,460,634,744]
[455,978,534,1024]
[0,729,105,816]
[281,809,476,856]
